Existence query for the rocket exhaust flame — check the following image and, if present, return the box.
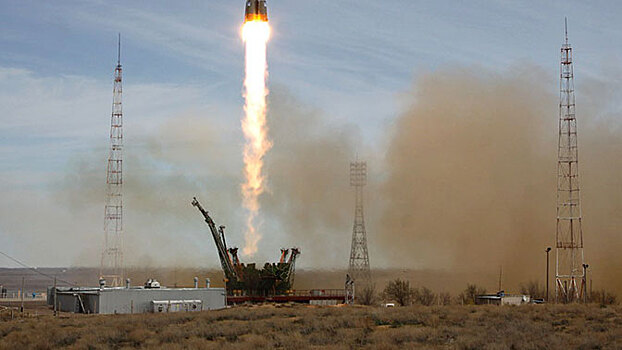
[241,20,271,256]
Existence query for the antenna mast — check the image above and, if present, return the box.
[100,34,124,287]
[117,33,121,65]
[555,19,586,303]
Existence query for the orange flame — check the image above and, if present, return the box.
[241,20,271,256]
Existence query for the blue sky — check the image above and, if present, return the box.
[1,0,621,268]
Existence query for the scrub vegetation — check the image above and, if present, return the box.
[1,303,622,349]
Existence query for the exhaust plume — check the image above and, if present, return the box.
[241,20,271,256]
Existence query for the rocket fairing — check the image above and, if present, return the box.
[245,0,268,22]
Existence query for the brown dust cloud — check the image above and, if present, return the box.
[376,66,621,293]
[262,65,622,293]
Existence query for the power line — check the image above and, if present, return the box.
[0,250,78,287]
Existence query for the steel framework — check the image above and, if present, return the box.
[348,161,371,286]
[555,20,586,303]
[100,34,124,287]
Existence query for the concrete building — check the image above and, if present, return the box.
[475,292,531,305]
[48,279,226,314]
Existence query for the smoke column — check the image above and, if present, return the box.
[241,20,271,256]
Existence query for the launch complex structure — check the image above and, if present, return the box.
[192,197,300,296]
[192,197,347,305]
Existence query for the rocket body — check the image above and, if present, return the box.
[245,0,268,22]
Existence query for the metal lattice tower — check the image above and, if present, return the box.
[100,34,124,287]
[555,19,586,303]
[348,161,371,286]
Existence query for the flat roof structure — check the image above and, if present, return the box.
[48,282,226,314]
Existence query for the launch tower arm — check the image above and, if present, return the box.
[192,197,237,281]
[286,248,300,286]
[279,248,289,263]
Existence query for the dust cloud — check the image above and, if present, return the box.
[260,87,356,267]
[377,65,622,293]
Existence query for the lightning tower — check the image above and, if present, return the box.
[100,34,124,287]
[348,161,371,286]
[555,19,586,303]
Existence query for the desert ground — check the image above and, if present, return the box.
[1,303,621,349]
[2,267,619,348]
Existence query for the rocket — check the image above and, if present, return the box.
[245,0,268,22]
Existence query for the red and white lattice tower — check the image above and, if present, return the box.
[555,19,586,303]
[100,34,124,286]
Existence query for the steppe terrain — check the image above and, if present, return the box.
[1,304,621,349]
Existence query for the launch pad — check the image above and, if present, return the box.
[192,197,348,305]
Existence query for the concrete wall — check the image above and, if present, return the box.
[310,300,338,306]
[97,288,226,314]
[475,297,501,305]
[56,293,80,312]
[475,294,530,306]
[501,295,530,305]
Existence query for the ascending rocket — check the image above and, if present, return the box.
[245,0,268,22]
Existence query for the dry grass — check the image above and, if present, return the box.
[1,304,621,349]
